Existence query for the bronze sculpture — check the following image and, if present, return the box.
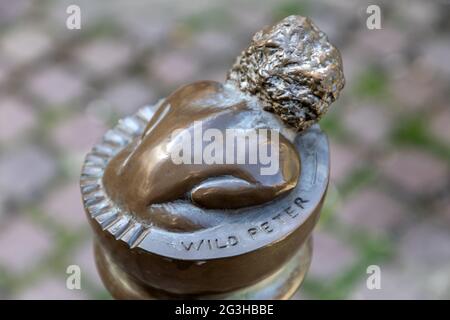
[81,15,344,299]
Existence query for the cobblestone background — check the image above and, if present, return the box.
[0,0,449,299]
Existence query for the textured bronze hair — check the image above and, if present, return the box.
[227,15,345,132]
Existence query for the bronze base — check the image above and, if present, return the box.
[95,237,313,300]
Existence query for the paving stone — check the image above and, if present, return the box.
[424,264,450,299]
[342,104,393,146]
[167,0,217,18]
[73,241,104,289]
[74,39,133,78]
[379,149,449,195]
[0,146,56,201]
[120,16,169,50]
[339,45,367,86]
[0,55,11,86]
[1,26,52,67]
[42,183,86,230]
[52,113,107,154]
[26,65,87,107]
[312,11,349,44]
[0,0,32,25]
[354,27,408,59]
[84,99,114,123]
[16,277,89,300]
[339,188,406,235]
[399,221,450,268]
[430,107,450,146]
[229,6,268,34]
[0,196,5,221]
[329,141,362,185]
[421,39,450,78]
[0,97,36,143]
[390,65,443,111]
[308,230,358,280]
[192,31,237,58]
[0,216,53,274]
[149,52,199,87]
[102,78,154,116]
[434,198,450,225]
[393,0,439,31]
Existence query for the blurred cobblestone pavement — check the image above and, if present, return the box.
[0,0,449,299]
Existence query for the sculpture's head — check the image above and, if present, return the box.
[227,15,345,132]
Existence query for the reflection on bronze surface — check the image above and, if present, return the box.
[103,81,301,231]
